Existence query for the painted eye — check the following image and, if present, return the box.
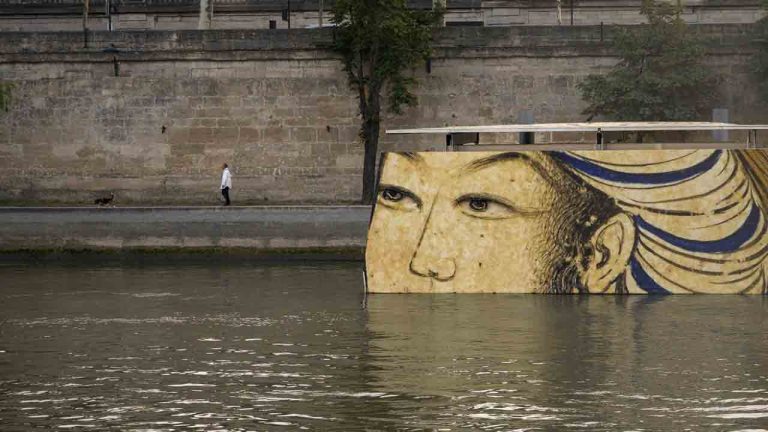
[377,185,421,212]
[468,198,489,212]
[382,188,404,202]
[456,194,518,219]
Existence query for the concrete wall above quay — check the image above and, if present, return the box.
[0,25,765,205]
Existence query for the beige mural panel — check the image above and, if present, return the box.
[365,149,768,294]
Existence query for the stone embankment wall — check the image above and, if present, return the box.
[0,25,764,205]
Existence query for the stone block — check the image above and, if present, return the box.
[195,108,231,118]
[192,118,218,127]
[212,127,240,141]
[290,127,317,143]
[238,127,262,143]
[186,128,215,143]
[263,127,290,143]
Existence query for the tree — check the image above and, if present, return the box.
[578,0,718,123]
[753,0,768,103]
[332,0,443,204]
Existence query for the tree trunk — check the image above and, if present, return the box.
[359,82,382,205]
[360,117,380,205]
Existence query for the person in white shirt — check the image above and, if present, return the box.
[220,163,232,206]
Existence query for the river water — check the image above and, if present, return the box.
[0,259,767,431]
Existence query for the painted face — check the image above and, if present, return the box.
[365,152,565,293]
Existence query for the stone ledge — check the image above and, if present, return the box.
[0,205,371,253]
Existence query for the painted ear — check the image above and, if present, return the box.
[583,212,636,293]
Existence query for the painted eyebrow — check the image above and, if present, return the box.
[462,152,528,173]
[394,152,424,163]
[460,151,560,188]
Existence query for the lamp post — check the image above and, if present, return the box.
[105,0,111,31]
[282,0,292,29]
[570,0,575,26]
[82,0,89,47]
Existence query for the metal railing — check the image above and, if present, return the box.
[0,0,338,12]
[0,1,304,5]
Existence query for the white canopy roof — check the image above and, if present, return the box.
[386,122,768,134]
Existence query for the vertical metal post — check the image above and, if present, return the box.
[319,0,324,27]
[446,134,454,152]
[596,128,604,150]
[83,0,90,48]
[288,0,292,29]
[518,111,535,144]
[570,0,574,25]
[105,0,111,31]
[712,108,729,142]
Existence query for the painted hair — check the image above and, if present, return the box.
[552,149,768,294]
[541,155,623,294]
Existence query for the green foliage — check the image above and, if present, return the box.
[753,0,768,102]
[332,0,443,117]
[578,0,718,121]
[331,0,443,203]
[0,82,12,112]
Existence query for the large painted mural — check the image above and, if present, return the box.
[365,149,768,294]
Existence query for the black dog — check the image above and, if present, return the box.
[94,192,115,206]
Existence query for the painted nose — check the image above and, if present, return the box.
[408,196,457,282]
[409,255,456,281]
[408,216,457,281]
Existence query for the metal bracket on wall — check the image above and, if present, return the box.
[748,129,759,149]
[446,132,480,152]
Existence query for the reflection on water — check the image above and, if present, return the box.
[0,260,767,431]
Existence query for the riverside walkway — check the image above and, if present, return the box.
[0,206,370,257]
